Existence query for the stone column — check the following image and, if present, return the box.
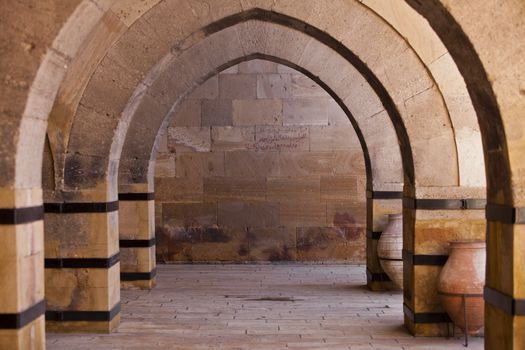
[0,189,46,349]
[366,189,403,291]
[44,197,120,333]
[118,191,156,290]
[484,203,525,349]
[402,187,486,336]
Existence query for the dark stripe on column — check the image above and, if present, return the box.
[119,238,156,248]
[45,253,120,269]
[403,198,486,210]
[486,203,525,224]
[0,300,45,329]
[46,302,121,322]
[118,193,155,201]
[366,268,391,282]
[121,268,157,281]
[44,201,119,214]
[366,230,382,240]
[402,250,448,266]
[0,206,44,225]
[403,304,451,323]
[484,286,525,316]
[366,191,403,199]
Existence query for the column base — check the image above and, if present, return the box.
[121,277,157,290]
[45,314,120,334]
[0,315,45,350]
[404,308,450,337]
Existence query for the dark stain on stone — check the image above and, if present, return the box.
[296,228,334,251]
[344,226,362,241]
[264,247,294,261]
[200,226,231,243]
[333,212,356,228]
[247,297,301,302]
[238,244,249,256]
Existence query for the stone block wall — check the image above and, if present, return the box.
[154,60,366,263]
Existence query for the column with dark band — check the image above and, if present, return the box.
[118,193,156,289]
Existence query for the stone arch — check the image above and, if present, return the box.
[5,0,524,348]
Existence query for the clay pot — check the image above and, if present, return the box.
[437,240,485,335]
[377,213,403,289]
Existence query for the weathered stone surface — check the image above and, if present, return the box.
[252,125,309,152]
[155,177,203,202]
[188,75,218,99]
[267,176,320,202]
[232,99,282,125]
[211,126,255,151]
[176,152,224,177]
[219,74,257,99]
[154,153,176,178]
[203,177,266,201]
[218,201,279,228]
[246,227,296,261]
[310,125,361,151]
[257,74,292,99]
[326,201,367,231]
[168,99,201,127]
[296,226,365,261]
[291,74,329,98]
[279,151,364,176]
[201,99,233,126]
[283,98,329,125]
[167,127,211,153]
[320,176,359,200]
[238,59,278,73]
[224,150,279,177]
[280,202,327,227]
[162,202,218,227]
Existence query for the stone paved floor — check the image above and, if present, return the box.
[47,264,483,349]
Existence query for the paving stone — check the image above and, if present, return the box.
[47,265,481,349]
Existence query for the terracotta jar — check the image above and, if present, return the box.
[437,240,486,335]
[377,213,403,289]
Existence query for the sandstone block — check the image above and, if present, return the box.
[154,154,176,178]
[326,201,367,231]
[201,99,233,126]
[320,176,359,201]
[162,202,218,228]
[296,226,365,261]
[283,98,329,125]
[188,75,218,99]
[279,151,364,176]
[239,59,278,73]
[224,150,280,177]
[168,99,201,127]
[310,125,361,151]
[219,74,257,99]
[253,125,309,152]
[218,201,279,228]
[280,202,326,226]
[291,74,329,98]
[176,152,224,177]
[154,177,203,202]
[211,126,255,151]
[232,99,282,125]
[267,176,321,202]
[246,227,297,261]
[204,177,266,201]
[167,127,211,153]
[257,74,292,99]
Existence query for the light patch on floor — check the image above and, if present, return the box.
[47,264,482,349]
